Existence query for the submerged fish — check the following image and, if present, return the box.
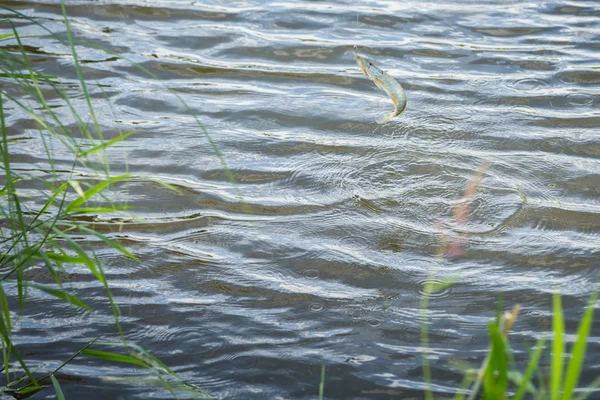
[353,45,407,124]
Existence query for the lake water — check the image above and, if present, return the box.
[2,0,599,398]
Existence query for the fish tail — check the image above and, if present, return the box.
[375,105,403,125]
[376,113,394,125]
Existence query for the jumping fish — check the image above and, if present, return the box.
[353,45,407,124]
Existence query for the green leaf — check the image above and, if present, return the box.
[60,0,103,144]
[78,226,139,262]
[68,180,85,199]
[562,291,598,400]
[43,182,69,210]
[553,293,564,400]
[0,177,20,196]
[82,349,148,369]
[483,322,508,400]
[50,374,65,400]
[31,283,90,311]
[15,385,45,398]
[96,341,172,373]
[51,229,102,282]
[44,251,88,265]
[78,131,135,157]
[0,73,57,79]
[0,33,15,40]
[0,284,11,336]
[319,364,325,400]
[65,174,131,212]
[38,249,65,285]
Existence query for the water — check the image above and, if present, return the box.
[2,0,600,398]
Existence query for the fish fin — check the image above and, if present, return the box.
[376,106,402,125]
[373,77,386,90]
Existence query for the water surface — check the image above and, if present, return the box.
[2,0,599,398]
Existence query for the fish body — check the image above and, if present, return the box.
[354,46,407,124]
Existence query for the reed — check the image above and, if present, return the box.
[0,2,213,398]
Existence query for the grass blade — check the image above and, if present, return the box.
[82,349,148,369]
[0,73,57,79]
[0,284,11,335]
[65,174,131,212]
[483,322,508,400]
[0,316,37,386]
[17,333,104,394]
[30,283,90,311]
[77,226,139,262]
[514,337,546,400]
[553,293,564,400]
[44,251,88,265]
[96,341,172,373]
[319,364,325,400]
[0,284,11,382]
[0,177,20,196]
[94,341,214,398]
[14,385,45,398]
[68,180,85,199]
[51,229,102,281]
[50,374,65,400]
[562,291,598,400]
[78,131,135,157]
[60,0,103,143]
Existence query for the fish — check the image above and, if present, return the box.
[353,45,407,124]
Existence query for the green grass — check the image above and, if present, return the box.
[0,2,217,398]
[319,364,326,400]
